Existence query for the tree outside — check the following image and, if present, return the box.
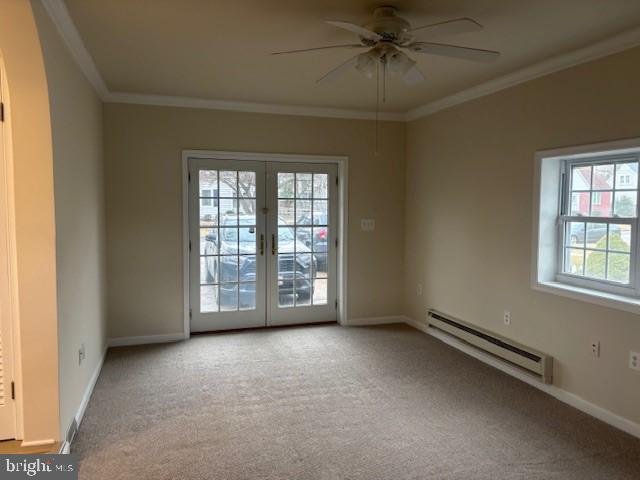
[584,233,630,283]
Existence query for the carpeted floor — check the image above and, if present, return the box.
[74,323,640,479]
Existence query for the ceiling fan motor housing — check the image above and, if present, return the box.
[362,6,411,44]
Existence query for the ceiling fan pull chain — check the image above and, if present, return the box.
[383,56,388,104]
[375,59,379,156]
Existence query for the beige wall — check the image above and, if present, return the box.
[405,47,640,424]
[32,2,106,441]
[0,1,59,442]
[104,105,405,338]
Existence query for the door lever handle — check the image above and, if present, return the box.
[259,234,264,255]
[272,233,277,255]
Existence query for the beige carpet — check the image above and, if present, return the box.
[74,324,640,479]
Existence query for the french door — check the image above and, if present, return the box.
[188,157,338,332]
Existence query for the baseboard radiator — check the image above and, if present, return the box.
[427,309,553,384]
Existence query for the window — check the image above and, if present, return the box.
[534,139,640,312]
[560,158,637,290]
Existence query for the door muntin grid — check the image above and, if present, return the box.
[277,172,329,308]
[199,169,258,312]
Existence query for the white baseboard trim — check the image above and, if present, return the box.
[404,317,640,440]
[344,316,408,326]
[107,333,186,347]
[20,439,55,448]
[58,345,108,455]
[76,346,107,427]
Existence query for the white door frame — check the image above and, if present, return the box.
[181,150,349,339]
[0,59,20,440]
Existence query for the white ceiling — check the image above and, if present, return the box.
[62,0,640,114]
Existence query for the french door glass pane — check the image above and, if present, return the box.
[201,285,218,313]
[277,172,329,307]
[199,169,257,313]
[278,173,294,198]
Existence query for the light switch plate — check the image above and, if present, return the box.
[630,351,640,371]
[361,219,375,231]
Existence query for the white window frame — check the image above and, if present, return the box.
[532,138,640,314]
[556,155,639,297]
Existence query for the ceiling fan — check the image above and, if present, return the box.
[272,6,501,86]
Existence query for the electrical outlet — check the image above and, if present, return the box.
[630,351,640,371]
[591,340,600,357]
[360,219,375,231]
[78,343,86,365]
[503,310,511,326]
[417,284,422,296]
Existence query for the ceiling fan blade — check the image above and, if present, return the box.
[411,17,483,38]
[272,44,366,55]
[403,64,426,85]
[316,54,360,84]
[326,21,381,41]
[407,42,500,62]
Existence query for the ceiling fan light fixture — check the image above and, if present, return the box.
[386,50,415,76]
[355,51,378,79]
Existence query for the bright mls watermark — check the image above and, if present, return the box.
[0,455,76,479]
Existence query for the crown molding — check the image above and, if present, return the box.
[41,0,109,99]
[105,92,407,121]
[40,0,404,122]
[406,25,640,121]
[42,0,640,123]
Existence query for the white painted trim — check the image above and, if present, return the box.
[182,156,190,340]
[107,92,405,122]
[183,150,348,165]
[107,333,185,348]
[536,137,640,160]
[534,281,640,315]
[406,25,640,120]
[345,315,407,326]
[41,1,640,123]
[75,347,106,427]
[40,0,109,99]
[404,317,640,440]
[181,150,349,332]
[20,439,55,448]
[58,346,107,454]
[337,160,348,325]
[1,60,22,441]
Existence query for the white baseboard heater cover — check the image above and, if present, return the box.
[427,309,553,384]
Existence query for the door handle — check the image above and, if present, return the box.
[259,234,264,255]
[272,233,277,255]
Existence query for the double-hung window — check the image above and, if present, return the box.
[558,156,638,294]
[534,139,640,311]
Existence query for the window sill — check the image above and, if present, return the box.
[533,280,640,315]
